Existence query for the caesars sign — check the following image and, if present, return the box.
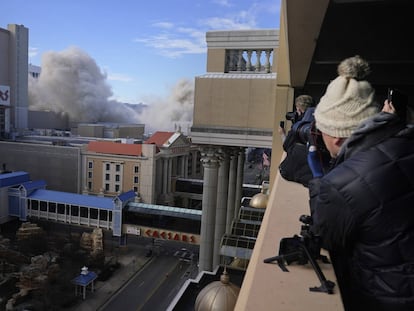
[124,225,198,244]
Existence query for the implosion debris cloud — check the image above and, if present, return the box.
[28,46,194,133]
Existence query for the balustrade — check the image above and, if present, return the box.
[225,48,273,73]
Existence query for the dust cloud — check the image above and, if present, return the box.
[28,46,194,133]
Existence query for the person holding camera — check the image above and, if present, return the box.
[278,95,318,187]
[278,95,314,142]
[308,55,414,310]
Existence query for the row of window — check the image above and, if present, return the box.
[86,160,140,192]
[87,161,140,174]
[28,200,113,221]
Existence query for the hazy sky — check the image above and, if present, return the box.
[4,0,281,105]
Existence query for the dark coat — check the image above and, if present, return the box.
[309,113,414,311]
[279,130,313,187]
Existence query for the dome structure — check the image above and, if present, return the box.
[230,257,249,270]
[249,181,269,209]
[195,270,240,311]
[249,192,268,209]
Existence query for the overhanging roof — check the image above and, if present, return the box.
[286,0,414,104]
[125,202,202,221]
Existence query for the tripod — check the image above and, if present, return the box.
[263,215,335,294]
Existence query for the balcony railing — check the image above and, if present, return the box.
[225,49,273,73]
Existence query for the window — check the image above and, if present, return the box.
[134,176,139,183]
[133,186,138,192]
[134,166,139,173]
[88,182,92,190]
[115,185,120,192]
[106,163,110,170]
[88,161,93,169]
[116,164,120,172]
[105,174,110,181]
[115,175,120,182]
[88,172,92,178]
[105,184,110,191]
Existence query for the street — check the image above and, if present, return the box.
[99,248,196,311]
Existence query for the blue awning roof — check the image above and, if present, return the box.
[117,190,136,202]
[0,171,30,187]
[72,271,98,286]
[20,180,47,192]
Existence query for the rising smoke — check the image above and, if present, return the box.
[28,46,194,133]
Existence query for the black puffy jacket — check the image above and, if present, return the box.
[309,113,414,311]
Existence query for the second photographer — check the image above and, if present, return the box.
[278,95,329,187]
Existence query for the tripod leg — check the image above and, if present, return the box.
[300,244,335,294]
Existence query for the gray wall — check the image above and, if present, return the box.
[0,141,81,193]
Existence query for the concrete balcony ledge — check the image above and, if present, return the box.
[206,30,279,49]
[235,169,343,310]
[190,126,273,148]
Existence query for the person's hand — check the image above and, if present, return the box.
[382,99,396,114]
[278,126,286,142]
[307,145,324,178]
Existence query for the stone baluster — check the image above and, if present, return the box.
[255,50,262,72]
[228,50,236,71]
[237,50,244,71]
[264,49,272,73]
[246,50,253,71]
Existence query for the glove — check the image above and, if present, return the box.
[307,145,324,178]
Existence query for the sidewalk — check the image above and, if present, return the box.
[68,244,152,311]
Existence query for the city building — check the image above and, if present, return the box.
[0,24,29,138]
[190,29,278,273]
[28,64,41,79]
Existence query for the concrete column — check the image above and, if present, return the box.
[167,158,172,193]
[184,155,189,178]
[199,147,219,272]
[180,156,186,177]
[226,148,237,233]
[234,147,246,219]
[213,148,230,268]
[193,151,200,178]
[162,158,168,195]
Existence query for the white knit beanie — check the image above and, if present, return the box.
[314,55,379,138]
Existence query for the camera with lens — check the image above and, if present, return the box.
[285,111,301,124]
[288,107,326,152]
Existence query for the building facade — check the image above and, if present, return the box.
[190,29,279,273]
[0,24,29,138]
[82,140,157,203]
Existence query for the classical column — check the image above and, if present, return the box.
[213,148,230,268]
[180,156,186,177]
[184,155,189,178]
[199,147,219,272]
[234,147,245,219]
[167,157,172,193]
[162,158,168,196]
[226,148,237,233]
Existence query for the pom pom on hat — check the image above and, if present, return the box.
[315,55,379,138]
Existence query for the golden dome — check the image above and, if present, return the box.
[195,270,240,311]
[230,257,249,270]
[249,192,268,209]
[249,182,269,209]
